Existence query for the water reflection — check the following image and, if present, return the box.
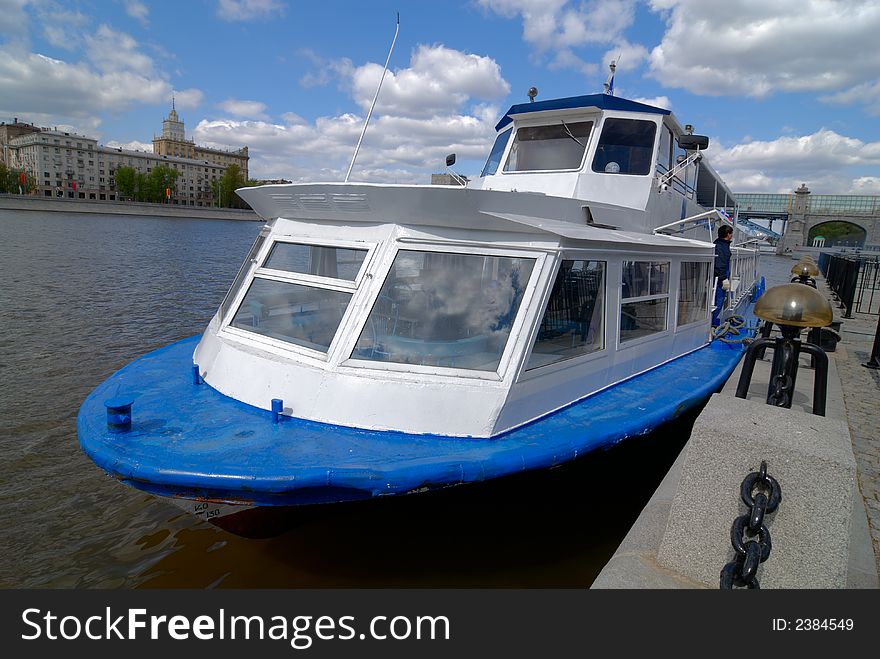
[1,210,696,589]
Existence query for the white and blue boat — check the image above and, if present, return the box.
[78,91,760,536]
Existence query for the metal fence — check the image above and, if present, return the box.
[818,253,880,317]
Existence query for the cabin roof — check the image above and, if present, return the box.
[495,93,671,131]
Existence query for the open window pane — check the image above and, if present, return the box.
[526,260,605,370]
[352,250,535,371]
[592,118,657,175]
[503,122,592,172]
[231,278,352,352]
[620,299,668,342]
[678,261,710,326]
[481,128,511,177]
[264,243,367,281]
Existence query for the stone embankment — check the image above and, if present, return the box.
[0,194,259,221]
[593,254,879,589]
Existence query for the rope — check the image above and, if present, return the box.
[712,315,755,344]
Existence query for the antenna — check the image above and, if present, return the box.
[602,53,621,95]
[344,13,400,183]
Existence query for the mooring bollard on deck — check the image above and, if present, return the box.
[104,396,134,433]
[192,363,202,385]
[271,398,283,424]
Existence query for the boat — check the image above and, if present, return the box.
[78,87,760,536]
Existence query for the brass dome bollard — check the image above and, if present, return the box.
[790,260,819,287]
[735,284,833,415]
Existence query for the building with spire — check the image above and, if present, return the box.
[152,99,249,179]
[2,102,250,206]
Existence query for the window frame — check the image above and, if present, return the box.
[618,260,671,346]
[523,258,608,372]
[338,242,548,381]
[220,235,377,361]
[500,117,596,175]
[675,260,713,329]
[591,116,659,177]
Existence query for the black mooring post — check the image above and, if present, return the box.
[798,342,829,416]
[766,336,800,409]
[735,337,777,400]
[755,320,774,361]
[864,313,880,370]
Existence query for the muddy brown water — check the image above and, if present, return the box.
[0,209,698,588]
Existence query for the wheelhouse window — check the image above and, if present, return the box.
[503,121,592,172]
[263,243,367,281]
[231,279,352,352]
[481,128,512,177]
[526,260,605,370]
[352,250,535,372]
[678,261,710,326]
[620,261,669,343]
[227,240,369,354]
[592,118,657,175]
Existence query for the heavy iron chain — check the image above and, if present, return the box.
[720,461,782,589]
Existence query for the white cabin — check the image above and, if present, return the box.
[193,95,748,438]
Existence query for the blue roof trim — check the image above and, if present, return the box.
[495,94,671,131]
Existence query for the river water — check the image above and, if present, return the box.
[0,209,696,588]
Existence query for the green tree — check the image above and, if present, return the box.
[115,166,137,200]
[0,165,35,194]
[149,165,180,203]
[211,163,256,208]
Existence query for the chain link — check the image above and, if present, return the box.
[720,461,782,589]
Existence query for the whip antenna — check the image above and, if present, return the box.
[345,13,399,182]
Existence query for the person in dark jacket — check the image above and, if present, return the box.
[712,225,733,326]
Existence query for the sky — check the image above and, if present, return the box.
[1,0,880,194]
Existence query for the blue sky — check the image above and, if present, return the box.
[2,0,880,193]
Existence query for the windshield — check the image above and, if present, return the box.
[503,121,592,172]
[481,129,511,177]
[352,250,535,372]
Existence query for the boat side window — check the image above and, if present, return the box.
[219,220,275,321]
[351,250,535,372]
[503,121,592,172]
[656,125,673,175]
[227,241,369,354]
[481,128,512,177]
[526,260,605,370]
[620,260,669,343]
[678,261,710,327]
[592,118,657,175]
[264,243,367,281]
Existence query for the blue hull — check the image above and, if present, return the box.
[77,319,753,508]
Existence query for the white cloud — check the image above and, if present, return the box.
[631,95,671,110]
[105,139,153,152]
[198,45,511,182]
[821,80,880,117]
[710,129,880,194]
[38,4,88,52]
[349,44,510,118]
[478,0,636,50]
[849,177,880,194]
[548,49,597,77]
[647,0,880,99]
[124,1,149,26]
[85,24,155,75]
[218,98,269,120]
[0,0,28,41]
[216,0,285,22]
[173,88,204,110]
[602,39,647,73]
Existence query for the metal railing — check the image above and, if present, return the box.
[819,253,880,317]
